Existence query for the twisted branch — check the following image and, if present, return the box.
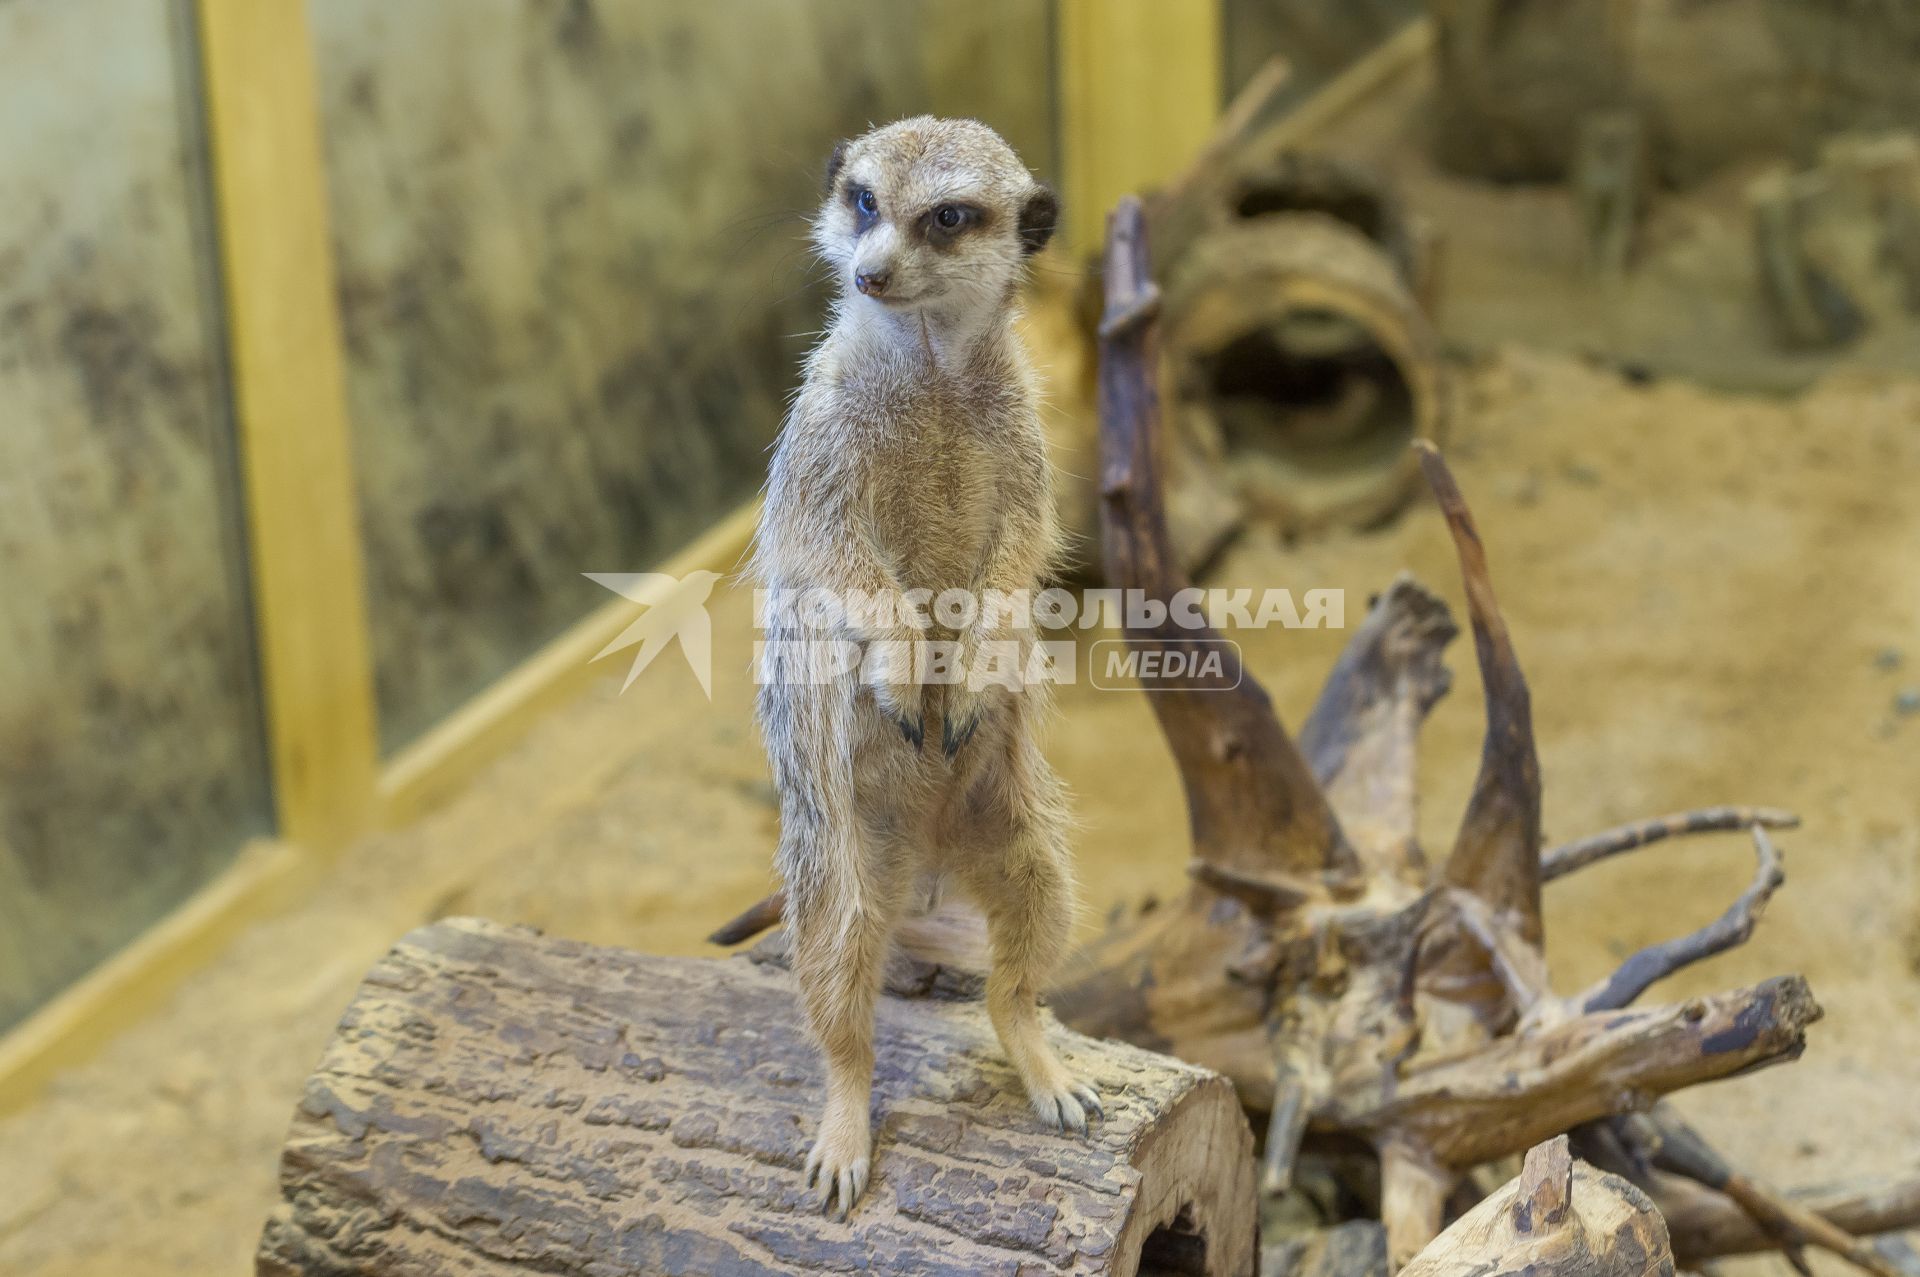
[1543,806,1801,881]
[1579,825,1786,1012]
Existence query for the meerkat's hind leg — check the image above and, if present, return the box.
[785,844,906,1218]
[953,764,1101,1134]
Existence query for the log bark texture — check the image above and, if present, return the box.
[256,917,1258,1277]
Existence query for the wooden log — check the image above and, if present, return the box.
[1128,55,1448,557]
[1400,1136,1674,1277]
[255,917,1259,1277]
[1157,212,1448,545]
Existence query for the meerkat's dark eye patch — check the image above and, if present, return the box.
[847,184,879,233]
[1018,186,1058,256]
[922,201,985,247]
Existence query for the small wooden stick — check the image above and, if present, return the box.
[1262,1068,1314,1197]
[1189,859,1317,915]
[1663,1167,1920,1264]
[1624,1110,1904,1277]
[1543,806,1801,881]
[1449,890,1550,1010]
[1579,825,1786,1012]
[1380,1136,1455,1269]
[708,889,785,946]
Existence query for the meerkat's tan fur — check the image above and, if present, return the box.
[753,117,1094,1217]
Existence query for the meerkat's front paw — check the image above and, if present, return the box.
[1028,1076,1104,1135]
[803,1107,873,1219]
[939,679,994,758]
[892,709,926,750]
[867,634,927,750]
[941,707,982,758]
[872,680,925,750]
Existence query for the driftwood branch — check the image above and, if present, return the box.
[1048,198,1842,1273]
[257,918,1260,1277]
[1543,806,1801,881]
[1299,575,1457,882]
[1579,825,1788,1012]
[1414,440,1544,953]
[1324,976,1819,1169]
[1098,194,1356,883]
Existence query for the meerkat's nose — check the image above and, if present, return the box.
[855,269,890,297]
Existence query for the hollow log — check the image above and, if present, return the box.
[256,917,1259,1277]
[1132,60,1450,558]
[1159,212,1448,547]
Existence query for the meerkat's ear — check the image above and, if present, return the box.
[823,141,850,196]
[1018,185,1059,256]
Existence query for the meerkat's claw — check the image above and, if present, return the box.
[894,712,925,750]
[1030,1078,1102,1135]
[804,1123,872,1218]
[941,712,981,758]
[804,1142,824,1188]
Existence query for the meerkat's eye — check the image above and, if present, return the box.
[925,203,981,246]
[856,189,878,216]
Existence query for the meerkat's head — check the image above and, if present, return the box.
[813,117,1056,324]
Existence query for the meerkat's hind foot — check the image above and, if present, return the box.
[804,1130,871,1220]
[1027,1076,1103,1136]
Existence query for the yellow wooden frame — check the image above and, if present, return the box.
[1058,0,1224,251]
[198,0,380,854]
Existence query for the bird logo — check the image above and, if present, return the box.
[583,570,724,699]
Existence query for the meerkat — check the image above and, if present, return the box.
[752,117,1097,1217]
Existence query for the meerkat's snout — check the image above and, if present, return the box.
[854,268,890,297]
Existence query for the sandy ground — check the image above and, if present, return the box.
[3,347,1919,1274]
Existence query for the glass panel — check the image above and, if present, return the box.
[312,0,1058,753]
[0,0,272,1028]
